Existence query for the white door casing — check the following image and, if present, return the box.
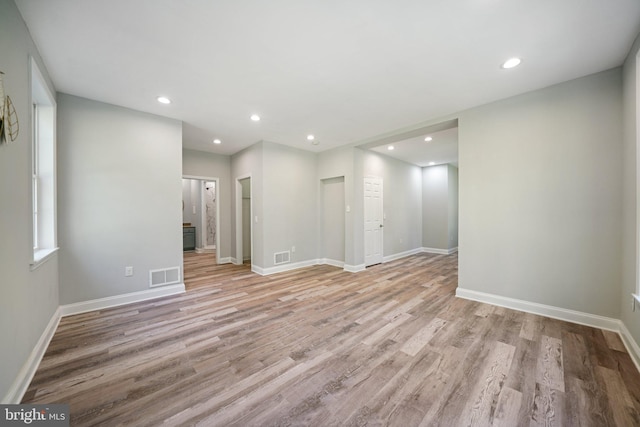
[364,177,383,266]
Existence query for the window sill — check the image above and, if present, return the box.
[30,247,59,271]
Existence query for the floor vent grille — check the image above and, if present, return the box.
[149,267,181,287]
[274,251,291,265]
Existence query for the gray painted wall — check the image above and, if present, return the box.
[182,149,231,260]
[57,94,183,304]
[422,165,450,249]
[262,141,318,267]
[422,164,459,250]
[458,68,623,317]
[241,178,251,260]
[231,142,263,266]
[319,146,424,267]
[447,165,459,249]
[622,34,640,347]
[360,149,423,259]
[318,146,356,266]
[321,177,346,263]
[0,0,60,402]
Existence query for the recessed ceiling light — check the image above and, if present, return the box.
[429,162,435,166]
[157,96,171,104]
[213,139,221,144]
[250,114,261,122]
[388,145,395,151]
[501,57,521,69]
[307,134,315,141]
[425,136,433,142]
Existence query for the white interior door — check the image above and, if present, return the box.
[364,177,383,266]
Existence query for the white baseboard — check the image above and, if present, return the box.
[455,287,640,373]
[455,288,621,331]
[344,263,366,273]
[317,258,345,268]
[422,247,458,255]
[253,259,319,276]
[218,257,233,264]
[383,248,423,263]
[60,283,186,317]
[618,321,640,374]
[251,248,442,276]
[2,307,62,404]
[3,284,186,403]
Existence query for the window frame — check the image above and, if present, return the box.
[30,57,58,270]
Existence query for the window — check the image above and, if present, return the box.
[636,50,640,303]
[635,50,640,304]
[30,57,57,269]
[32,103,38,249]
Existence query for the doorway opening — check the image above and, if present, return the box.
[235,176,252,265]
[182,175,220,264]
[321,176,346,267]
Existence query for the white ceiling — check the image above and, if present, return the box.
[372,127,458,168]
[15,0,640,156]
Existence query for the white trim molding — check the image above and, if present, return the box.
[253,259,319,276]
[4,284,186,403]
[456,288,620,331]
[383,248,423,263]
[422,247,458,255]
[60,283,186,317]
[252,258,355,275]
[456,287,640,373]
[2,307,62,404]
[619,322,640,374]
[318,258,345,268]
[344,264,366,273]
[30,247,59,271]
[218,257,234,264]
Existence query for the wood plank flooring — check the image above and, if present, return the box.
[22,252,640,426]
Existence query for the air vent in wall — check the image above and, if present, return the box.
[149,266,181,287]
[274,251,291,265]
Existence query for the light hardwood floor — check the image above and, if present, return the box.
[23,252,640,426]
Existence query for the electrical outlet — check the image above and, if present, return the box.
[125,266,133,277]
[291,246,296,253]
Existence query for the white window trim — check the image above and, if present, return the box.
[31,248,59,271]
[29,57,58,270]
[635,49,640,304]
[32,102,38,249]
